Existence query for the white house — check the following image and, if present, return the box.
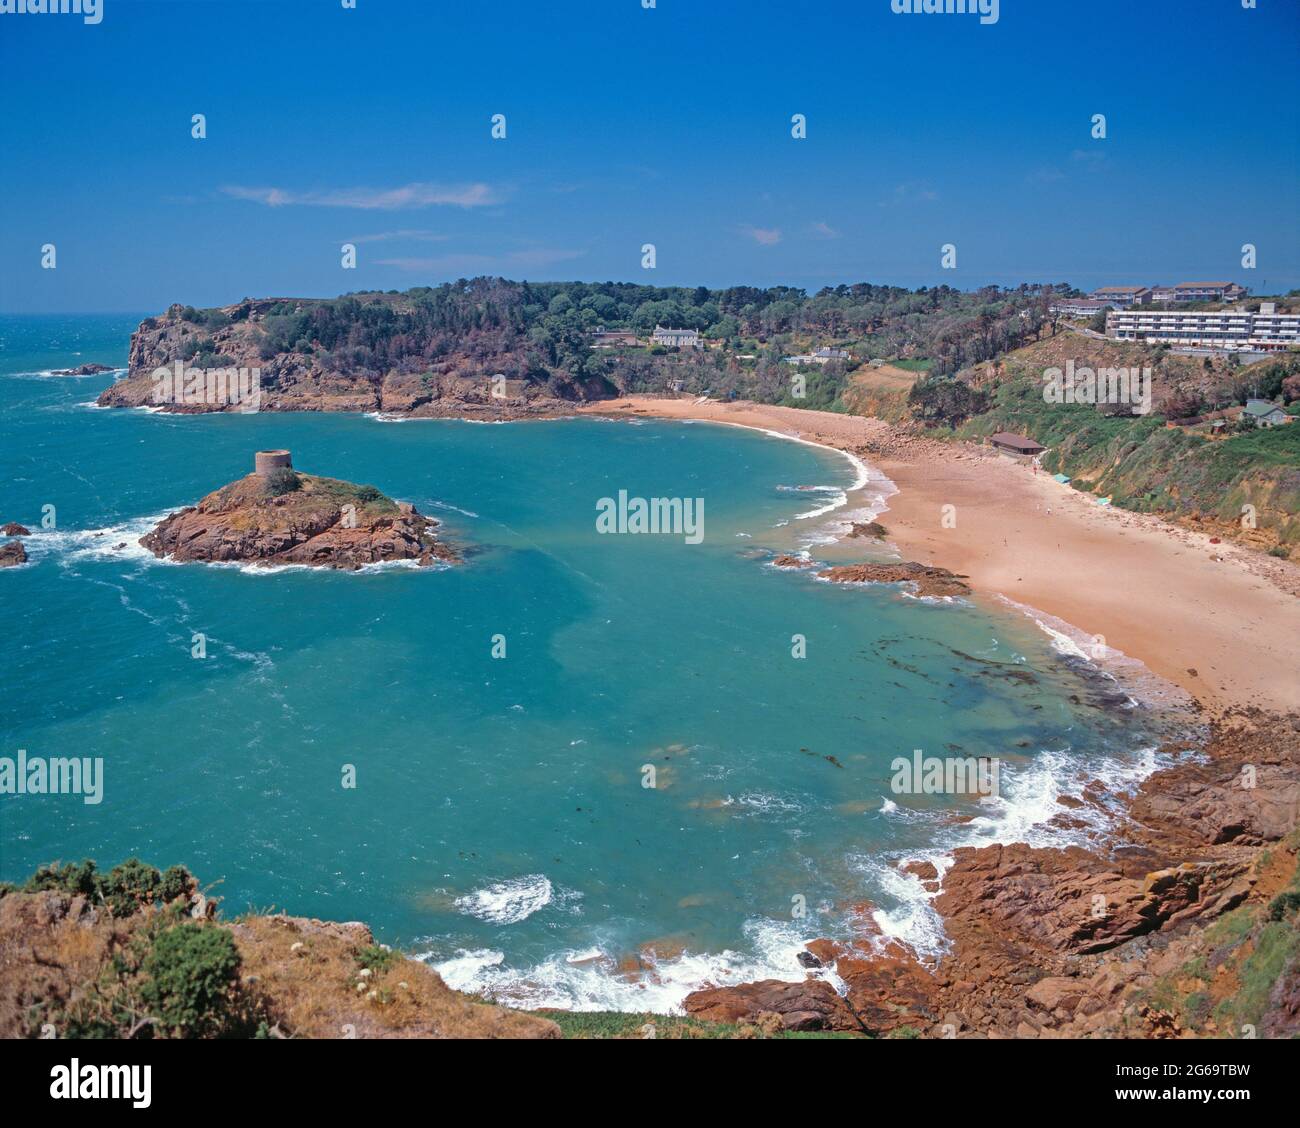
[784,346,851,366]
[651,325,700,348]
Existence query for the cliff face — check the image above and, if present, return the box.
[96,291,612,416]
[140,469,456,570]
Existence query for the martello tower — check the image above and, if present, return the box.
[254,449,292,476]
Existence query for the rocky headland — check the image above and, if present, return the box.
[681,708,1300,1038]
[95,290,610,416]
[0,860,558,1040]
[140,451,456,571]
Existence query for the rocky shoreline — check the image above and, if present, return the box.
[680,708,1300,1038]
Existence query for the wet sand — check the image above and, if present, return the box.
[579,396,1300,714]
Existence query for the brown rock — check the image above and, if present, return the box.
[1130,755,1300,847]
[935,844,1253,957]
[0,540,28,568]
[818,561,970,598]
[833,952,940,1034]
[1025,976,1085,1013]
[139,466,457,571]
[683,978,860,1032]
[2,523,30,536]
[846,521,888,539]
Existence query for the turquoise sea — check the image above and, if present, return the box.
[0,314,1182,1010]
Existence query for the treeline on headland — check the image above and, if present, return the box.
[103,276,1299,555]
[154,276,1067,391]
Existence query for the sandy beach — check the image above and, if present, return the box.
[580,395,1300,714]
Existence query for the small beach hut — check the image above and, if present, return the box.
[988,432,1046,457]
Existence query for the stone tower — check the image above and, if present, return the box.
[255,449,292,476]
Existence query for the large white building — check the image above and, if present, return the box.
[1090,281,1249,307]
[784,346,852,366]
[651,325,701,348]
[1050,297,1111,317]
[1107,304,1300,352]
[1090,285,1151,309]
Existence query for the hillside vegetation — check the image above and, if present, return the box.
[931,336,1300,552]
[98,277,1068,413]
[94,278,1299,554]
[0,859,846,1040]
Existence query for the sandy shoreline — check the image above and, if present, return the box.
[578,395,1300,715]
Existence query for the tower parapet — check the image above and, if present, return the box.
[255,449,292,476]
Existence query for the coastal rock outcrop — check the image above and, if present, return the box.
[0,541,28,568]
[819,561,971,598]
[95,289,611,416]
[1129,754,1300,848]
[139,451,457,570]
[51,363,115,376]
[846,520,888,539]
[685,710,1300,1039]
[933,845,1254,957]
[2,523,30,536]
[682,978,860,1032]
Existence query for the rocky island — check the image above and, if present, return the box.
[819,561,972,599]
[140,450,457,570]
[51,363,116,376]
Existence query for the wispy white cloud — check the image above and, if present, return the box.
[810,221,841,239]
[740,225,783,246]
[221,182,501,210]
[348,230,449,244]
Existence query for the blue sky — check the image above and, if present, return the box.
[1,0,1297,312]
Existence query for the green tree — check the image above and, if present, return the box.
[141,924,243,1038]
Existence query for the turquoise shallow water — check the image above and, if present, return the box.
[0,315,1178,1010]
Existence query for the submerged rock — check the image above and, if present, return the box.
[846,520,888,539]
[819,561,971,598]
[0,540,28,568]
[51,363,115,376]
